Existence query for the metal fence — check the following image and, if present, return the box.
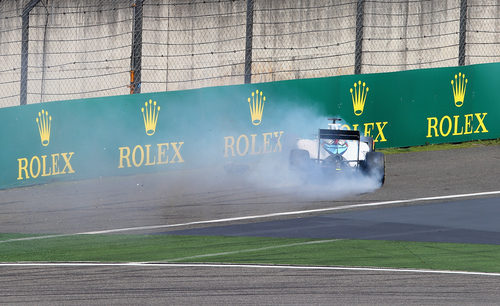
[0,0,499,108]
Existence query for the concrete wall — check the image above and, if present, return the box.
[142,0,247,92]
[0,1,24,108]
[362,0,460,73]
[251,0,356,83]
[466,0,500,65]
[0,0,133,107]
[0,0,499,108]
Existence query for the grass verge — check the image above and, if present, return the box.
[1,234,500,273]
[379,138,500,154]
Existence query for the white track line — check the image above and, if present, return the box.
[168,239,341,262]
[0,262,499,277]
[1,190,499,244]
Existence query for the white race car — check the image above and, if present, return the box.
[289,118,385,185]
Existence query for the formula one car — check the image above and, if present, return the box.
[289,118,385,185]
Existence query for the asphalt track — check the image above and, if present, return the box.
[165,196,500,244]
[0,145,499,235]
[1,145,499,304]
[1,264,500,305]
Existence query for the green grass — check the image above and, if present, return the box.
[1,234,500,273]
[379,138,500,154]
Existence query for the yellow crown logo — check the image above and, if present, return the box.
[248,89,266,126]
[451,72,468,107]
[350,80,369,116]
[36,109,51,147]
[141,99,160,136]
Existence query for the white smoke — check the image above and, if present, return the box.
[219,105,383,202]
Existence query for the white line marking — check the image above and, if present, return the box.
[1,190,499,243]
[0,262,499,277]
[168,239,341,262]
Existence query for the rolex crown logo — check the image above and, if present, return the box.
[141,99,160,136]
[350,80,369,116]
[451,72,467,107]
[36,109,51,147]
[248,89,266,126]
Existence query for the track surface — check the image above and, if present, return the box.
[166,196,500,244]
[0,145,499,304]
[0,146,498,234]
[1,265,500,305]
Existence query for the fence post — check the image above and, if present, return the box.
[20,0,41,105]
[458,0,467,66]
[244,0,254,84]
[354,0,365,75]
[130,0,143,94]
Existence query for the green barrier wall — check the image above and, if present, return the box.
[1,63,499,189]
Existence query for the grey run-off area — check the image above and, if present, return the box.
[0,145,498,235]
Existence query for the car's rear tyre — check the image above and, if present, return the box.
[361,151,385,185]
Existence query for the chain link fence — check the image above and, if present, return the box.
[251,1,357,82]
[1,0,133,107]
[141,0,247,92]
[0,0,499,108]
[362,0,461,73]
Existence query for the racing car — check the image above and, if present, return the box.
[289,118,385,185]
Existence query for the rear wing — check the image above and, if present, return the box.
[317,129,362,164]
[318,129,375,150]
[318,129,360,141]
